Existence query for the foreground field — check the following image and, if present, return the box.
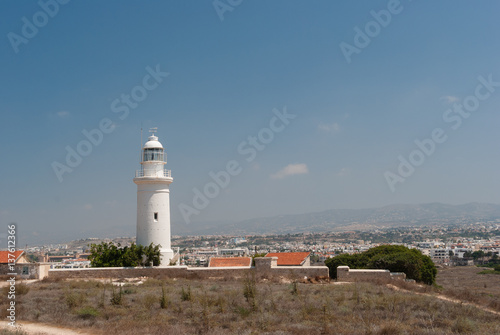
[1,273,500,335]
[436,266,500,311]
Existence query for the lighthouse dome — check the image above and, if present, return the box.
[143,135,163,149]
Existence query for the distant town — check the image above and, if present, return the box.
[25,221,500,269]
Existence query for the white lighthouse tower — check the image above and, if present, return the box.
[133,128,174,266]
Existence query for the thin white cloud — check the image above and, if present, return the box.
[440,95,459,104]
[336,167,351,177]
[318,122,340,132]
[57,111,70,118]
[84,204,93,210]
[271,163,309,180]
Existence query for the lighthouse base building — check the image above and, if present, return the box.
[133,129,174,266]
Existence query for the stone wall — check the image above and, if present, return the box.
[389,272,406,281]
[337,266,406,282]
[0,263,50,280]
[49,266,192,280]
[47,257,329,282]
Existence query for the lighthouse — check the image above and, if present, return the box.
[133,128,174,266]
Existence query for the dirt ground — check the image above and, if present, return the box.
[0,320,91,335]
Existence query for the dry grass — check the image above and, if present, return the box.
[0,329,29,335]
[1,276,499,334]
[437,266,500,312]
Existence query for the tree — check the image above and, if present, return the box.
[325,245,437,285]
[88,242,161,267]
[472,250,485,260]
[324,253,364,279]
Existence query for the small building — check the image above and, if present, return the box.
[0,250,29,264]
[48,255,74,263]
[265,252,311,266]
[218,248,249,256]
[208,257,252,268]
[430,248,449,264]
[77,253,92,260]
[0,250,49,279]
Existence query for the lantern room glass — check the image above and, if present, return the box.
[143,148,164,162]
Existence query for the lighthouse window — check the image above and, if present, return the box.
[143,148,164,162]
[154,212,158,221]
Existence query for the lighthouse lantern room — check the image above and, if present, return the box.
[133,128,174,266]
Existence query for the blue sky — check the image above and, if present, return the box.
[1,1,499,245]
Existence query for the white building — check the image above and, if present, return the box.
[430,248,450,263]
[133,129,174,266]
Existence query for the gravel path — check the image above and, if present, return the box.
[386,284,500,316]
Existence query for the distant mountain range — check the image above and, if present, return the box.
[171,203,500,236]
[26,202,500,246]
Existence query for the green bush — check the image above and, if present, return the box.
[325,245,437,285]
[88,242,161,267]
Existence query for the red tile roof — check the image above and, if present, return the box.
[208,257,252,268]
[0,250,24,264]
[265,252,310,266]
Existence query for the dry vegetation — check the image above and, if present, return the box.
[0,270,499,335]
[0,267,500,334]
[436,266,500,312]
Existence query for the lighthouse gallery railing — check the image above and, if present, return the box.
[135,168,171,178]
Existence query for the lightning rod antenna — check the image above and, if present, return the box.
[140,123,143,161]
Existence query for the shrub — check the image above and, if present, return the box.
[160,285,169,309]
[325,245,437,285]
[181,286,191,302]
[290,281,299,296]
[76,306,99,319]
[243,276,257,310]
[98,285,106,308]
[65,291,87,308]
[452,317,474,334]
[110,285,123,305]
[123,287,136,295]
[15,283,30,295]
[235,306,251,318]
[142,294,157,310]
